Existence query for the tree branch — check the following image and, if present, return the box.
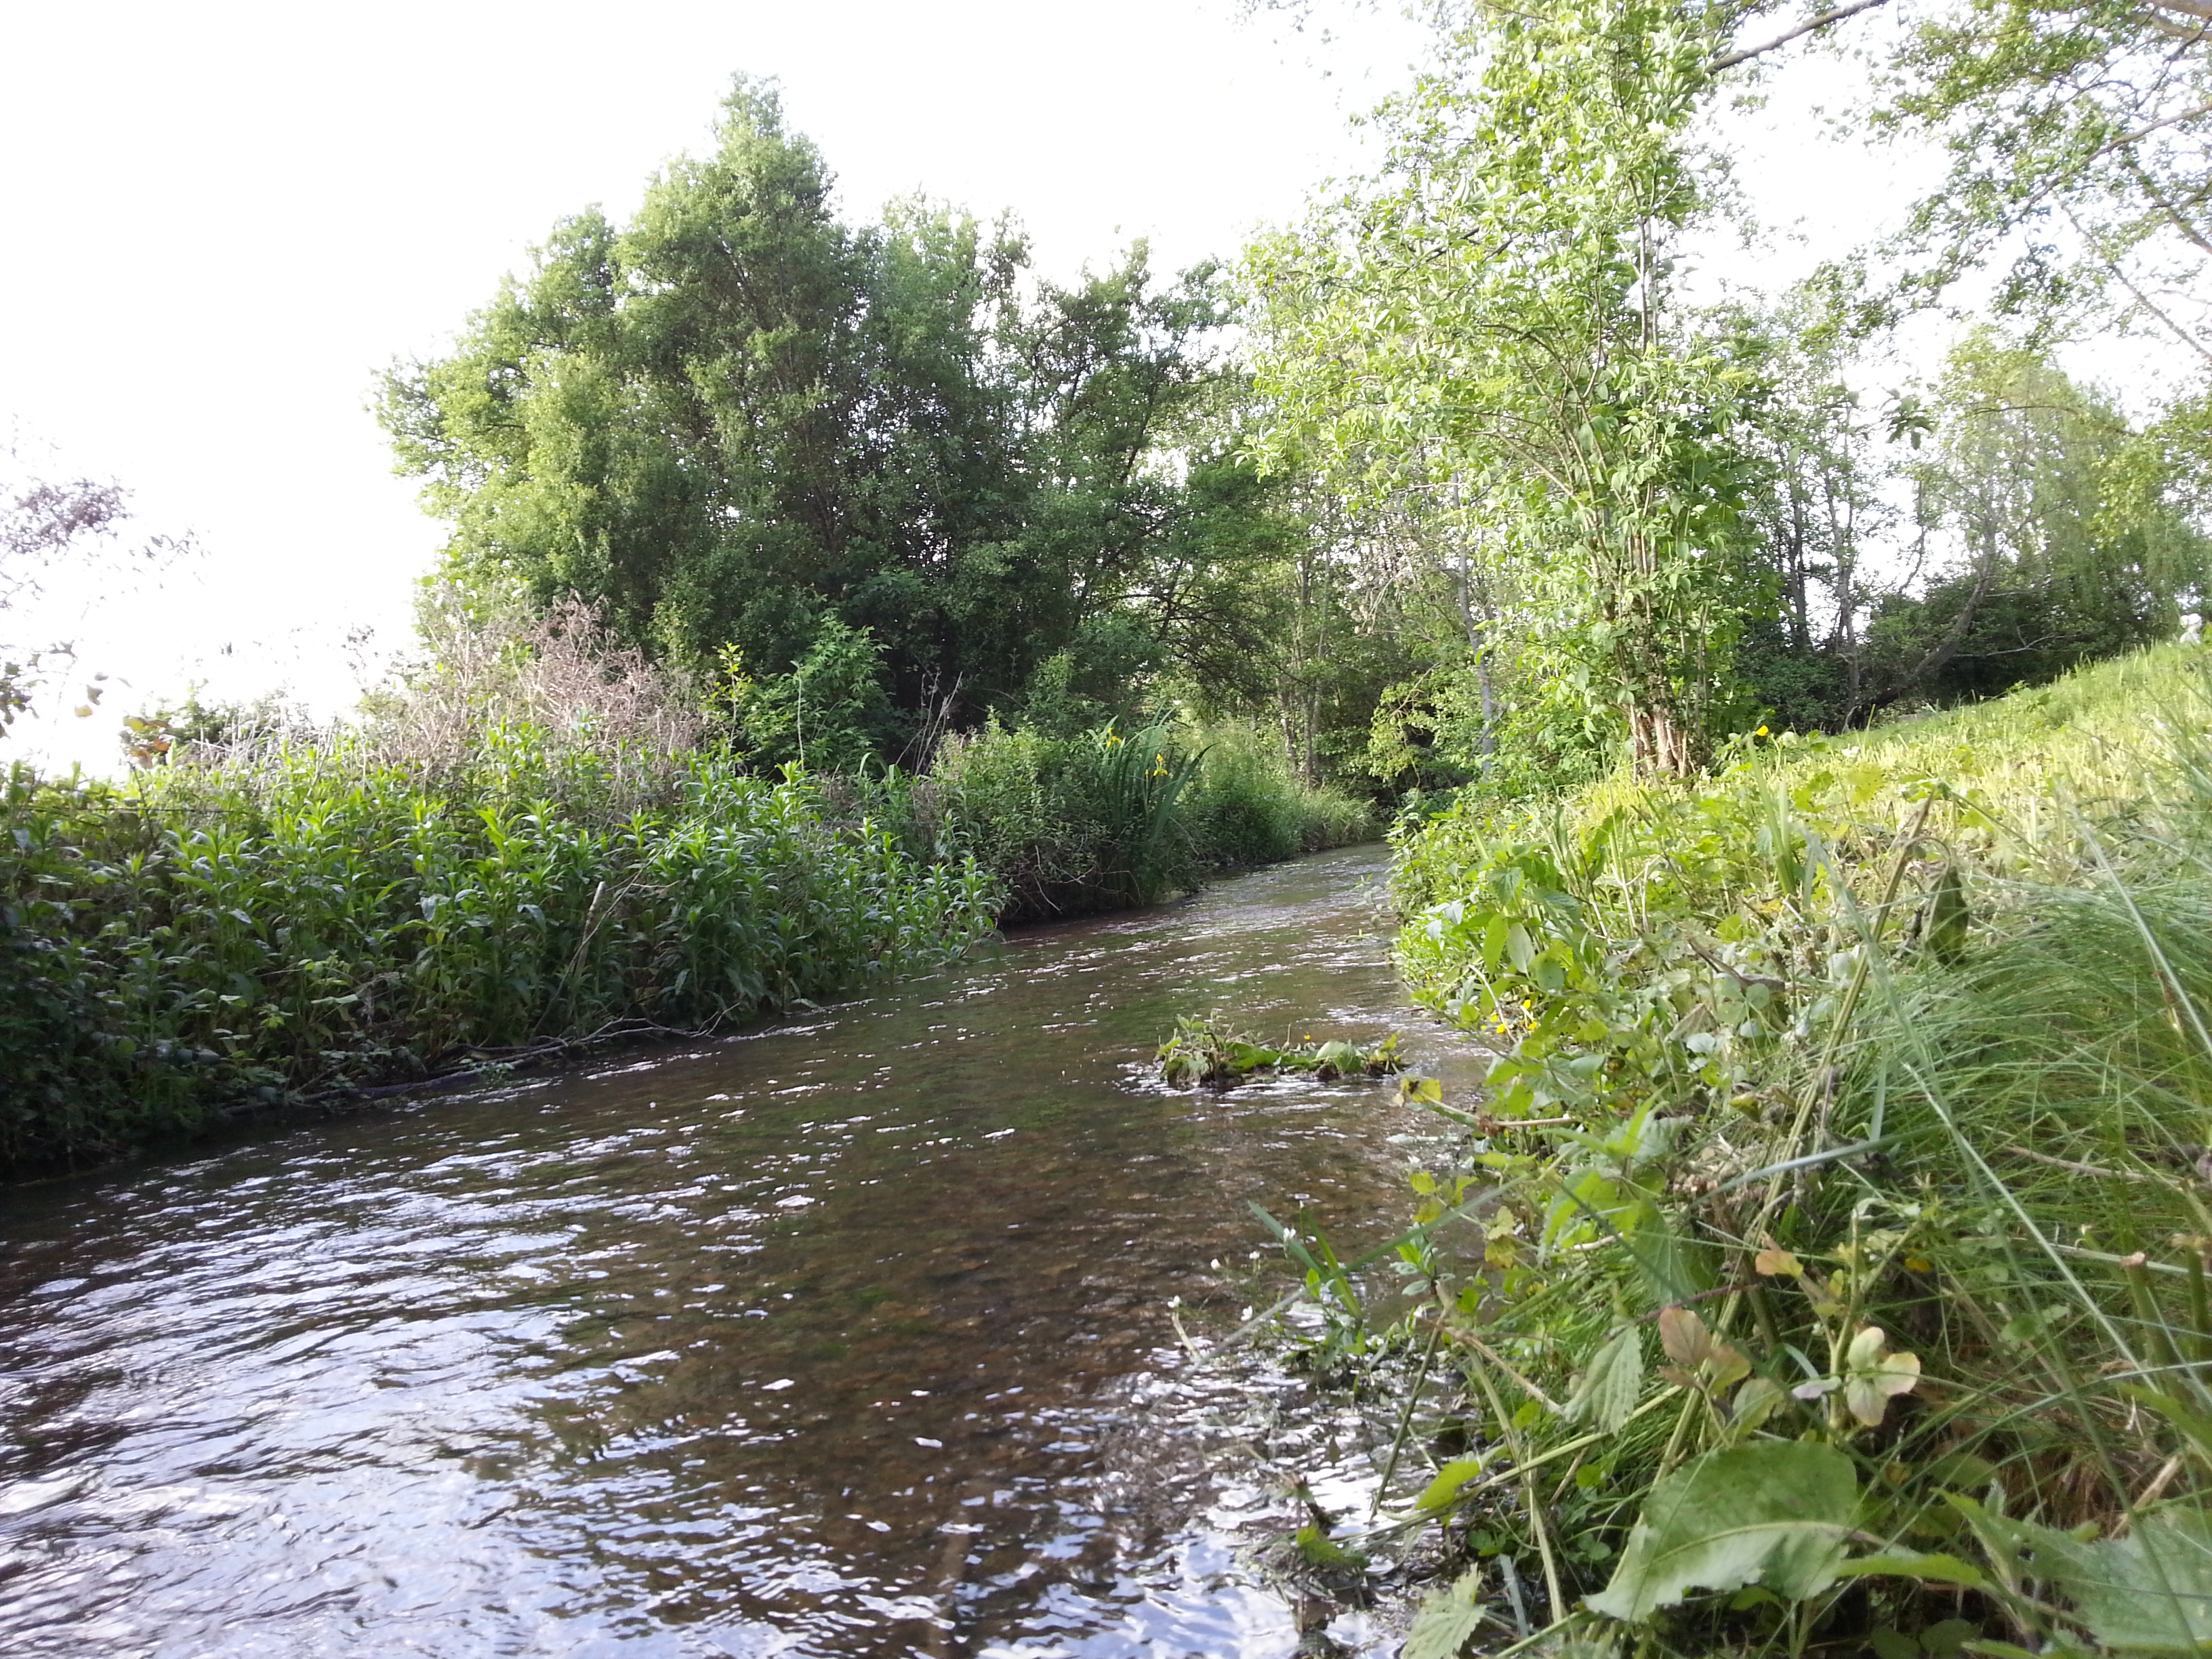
[1709,0,1893,72]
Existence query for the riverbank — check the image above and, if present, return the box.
[0,713,1369,1177]
[1277,644,2212,1656]
[0,843,1456,1658]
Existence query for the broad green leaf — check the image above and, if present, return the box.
[1403,1565,1486,1659]
[1481,912,1509,971]
[1418,1457,1487,1513]
[2046,1507,2212,1653]
[1313,1039,1363,1076]
[1563,1324,1643,1432]
[1586,1441,1858,1620]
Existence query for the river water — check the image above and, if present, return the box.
[0,844,1489,1658]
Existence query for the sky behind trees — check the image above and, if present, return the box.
[0,0,2078,771]
[0,0,1433,768]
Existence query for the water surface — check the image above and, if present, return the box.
[0,844,1486,1657]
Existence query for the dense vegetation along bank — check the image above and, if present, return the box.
[1261,644,2212,1658]
[0,616,1366,1179]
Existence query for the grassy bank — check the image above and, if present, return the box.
[1271,644,2212,1656]
[1,678,1366,1175]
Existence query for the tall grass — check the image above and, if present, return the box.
[859,715,1371,923]
[1268,644,2212,1656]
[0,736,1000,1174]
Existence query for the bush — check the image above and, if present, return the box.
[908,716,1370,922]
[0,741,1000,1174]
[922,718,1202,920]
[1185,718,1370,865]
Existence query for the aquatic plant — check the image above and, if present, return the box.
[1155,1013,1404,1088]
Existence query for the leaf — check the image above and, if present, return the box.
[1843,1326,1923,1427]
[1732,1376,1786,1433]
[1418,1457,1487,1513]
[1313,1039,1362,1077]
[2043,1507,2212,1652]
[1563,1325,1644,1432]
[1835,1550,1989,1589]
[1754,1246,1803,1277]
[1294,1522,1366,1571]
[1658,1305,1713,1368]
[1403,1565,1486,1659]
[1586,1441,1858,1621]
[1482,912,1509,971]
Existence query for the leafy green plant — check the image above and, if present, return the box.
[1155,1012,1404,1088]
[0,737,1002,1173]
[1251,644,2212,1656]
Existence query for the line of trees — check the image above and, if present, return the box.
[361,10,2212,806]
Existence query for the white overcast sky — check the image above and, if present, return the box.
[0,0,2076,772]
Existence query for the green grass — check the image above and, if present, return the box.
[1271,644,2212,1657]
[853,714,1371,923]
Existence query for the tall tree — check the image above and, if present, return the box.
[382,78,1261,752]
[1248,0,1754,775]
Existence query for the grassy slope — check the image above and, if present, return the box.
[1343,644,2212,1656]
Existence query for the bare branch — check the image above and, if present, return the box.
[1709,0,1893,72]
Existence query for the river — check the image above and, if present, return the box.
[0,844,1489,1658]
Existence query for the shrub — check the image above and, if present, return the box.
[0,741,1000,1174]
[1185,718,1370,865]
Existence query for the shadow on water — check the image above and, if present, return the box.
[0,844,1490,1657]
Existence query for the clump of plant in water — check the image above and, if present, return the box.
[1156,1012,1405,1088]
[1241,646,2212,1657]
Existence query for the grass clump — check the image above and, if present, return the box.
[1259,643,2212,1656]
[862,714,1370,924]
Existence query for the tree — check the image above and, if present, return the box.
[1861,336,2207,700]
[1248,0,1756,776]
[382,77,1271,756]
[1873,0,2212,360]
[0,438,192,736]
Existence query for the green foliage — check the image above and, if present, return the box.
[1404,1565,1490,1658]
[380,78,1310,750]
[1586,1442,1857,1620]
[1254,644,2212,1654]
[1876,0,2212,359]
[1250,0,1759,777]
[912,716,1368,922]
[716,618,896,773]
[1155,1013,1404,1088]
[0,739,1000,1174]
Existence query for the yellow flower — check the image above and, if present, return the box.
[1756,725,1770,737]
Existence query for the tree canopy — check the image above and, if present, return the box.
[382,80,1299,758]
